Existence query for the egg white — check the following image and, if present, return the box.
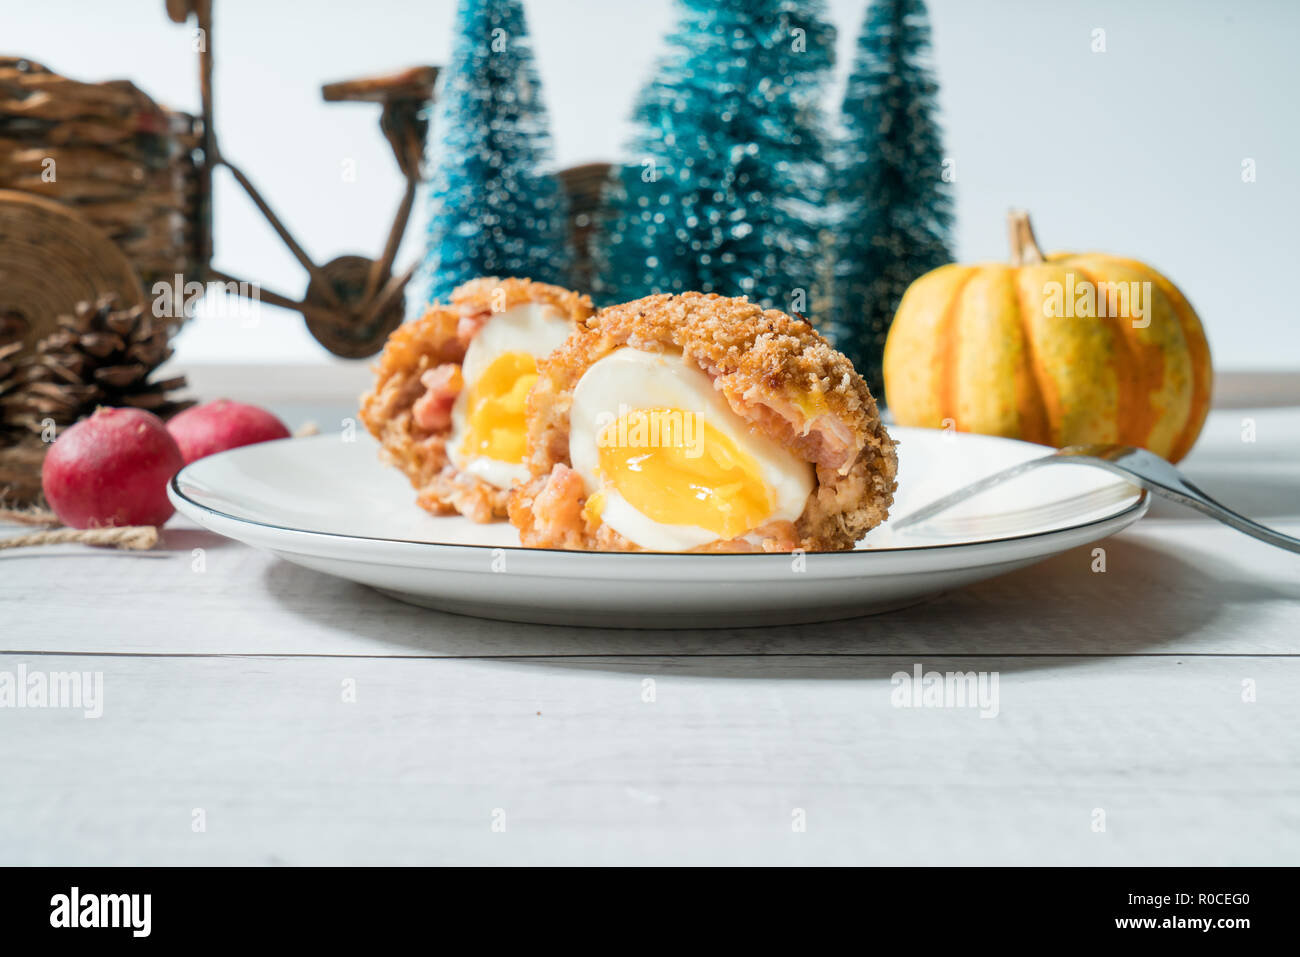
[447,302,573,489]
[568,347,814,551]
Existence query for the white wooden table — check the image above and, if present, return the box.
[2,369,1297,866]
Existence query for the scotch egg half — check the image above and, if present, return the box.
[508,292,898,552]
[359,277,593,522]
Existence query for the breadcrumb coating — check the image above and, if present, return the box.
[359,277,593,521]
[508,292,898,551]
[449,276,591,320]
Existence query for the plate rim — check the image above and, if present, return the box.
[168,429,1150,566]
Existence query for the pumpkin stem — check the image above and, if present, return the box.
[1007,209,1046,266]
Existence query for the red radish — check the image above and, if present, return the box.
[41,407,183,529]
[167,399,290,464]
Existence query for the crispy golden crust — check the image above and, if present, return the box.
[508,292,898,551]
[359,277,593,522]
[449,276,592,320]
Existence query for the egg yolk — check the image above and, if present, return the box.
[460,351,537,464]
[595,407,773,540]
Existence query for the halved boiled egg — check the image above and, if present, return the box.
[568,347,815,550]
[447,303,573,488]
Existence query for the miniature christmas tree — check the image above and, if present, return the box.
[595,0,836,309]
[825,0,954,395]
[419,0,570,303]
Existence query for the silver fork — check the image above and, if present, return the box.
[890,444,1300,554]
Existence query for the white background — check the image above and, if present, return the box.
[7,0,1298,369]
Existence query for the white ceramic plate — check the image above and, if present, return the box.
[169,428,1147,628]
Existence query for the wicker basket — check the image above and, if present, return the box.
[0,56,209,300]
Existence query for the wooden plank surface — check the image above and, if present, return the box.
[1,381,1297,865]
[1,653,1295,866]
[2,520,1297,657]
[4,402,1297,658]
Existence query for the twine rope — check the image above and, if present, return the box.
[0,505,59,526]
[0,524,158,550]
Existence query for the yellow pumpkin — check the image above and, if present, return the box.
[882,211,1212,462]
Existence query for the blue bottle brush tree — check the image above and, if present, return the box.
[825,0,954,396]
[419,0,571,304]
[595,0,836,310]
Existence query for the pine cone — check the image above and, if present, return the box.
[0,336,45,504]
[0,337,27,442]
[18,294,194,428]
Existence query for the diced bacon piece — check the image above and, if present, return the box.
[412,363,463,432]
[798,412,859,470]
[515,464,589,549]
[717,377,860,472]
[457,309,492,346]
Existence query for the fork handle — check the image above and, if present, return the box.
[1088,463,1300,554]
[1054,448,1300,555]
[892,446,1300,555]
[1177,499,1300,553]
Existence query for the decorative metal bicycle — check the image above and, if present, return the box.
[0,0,439,358]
